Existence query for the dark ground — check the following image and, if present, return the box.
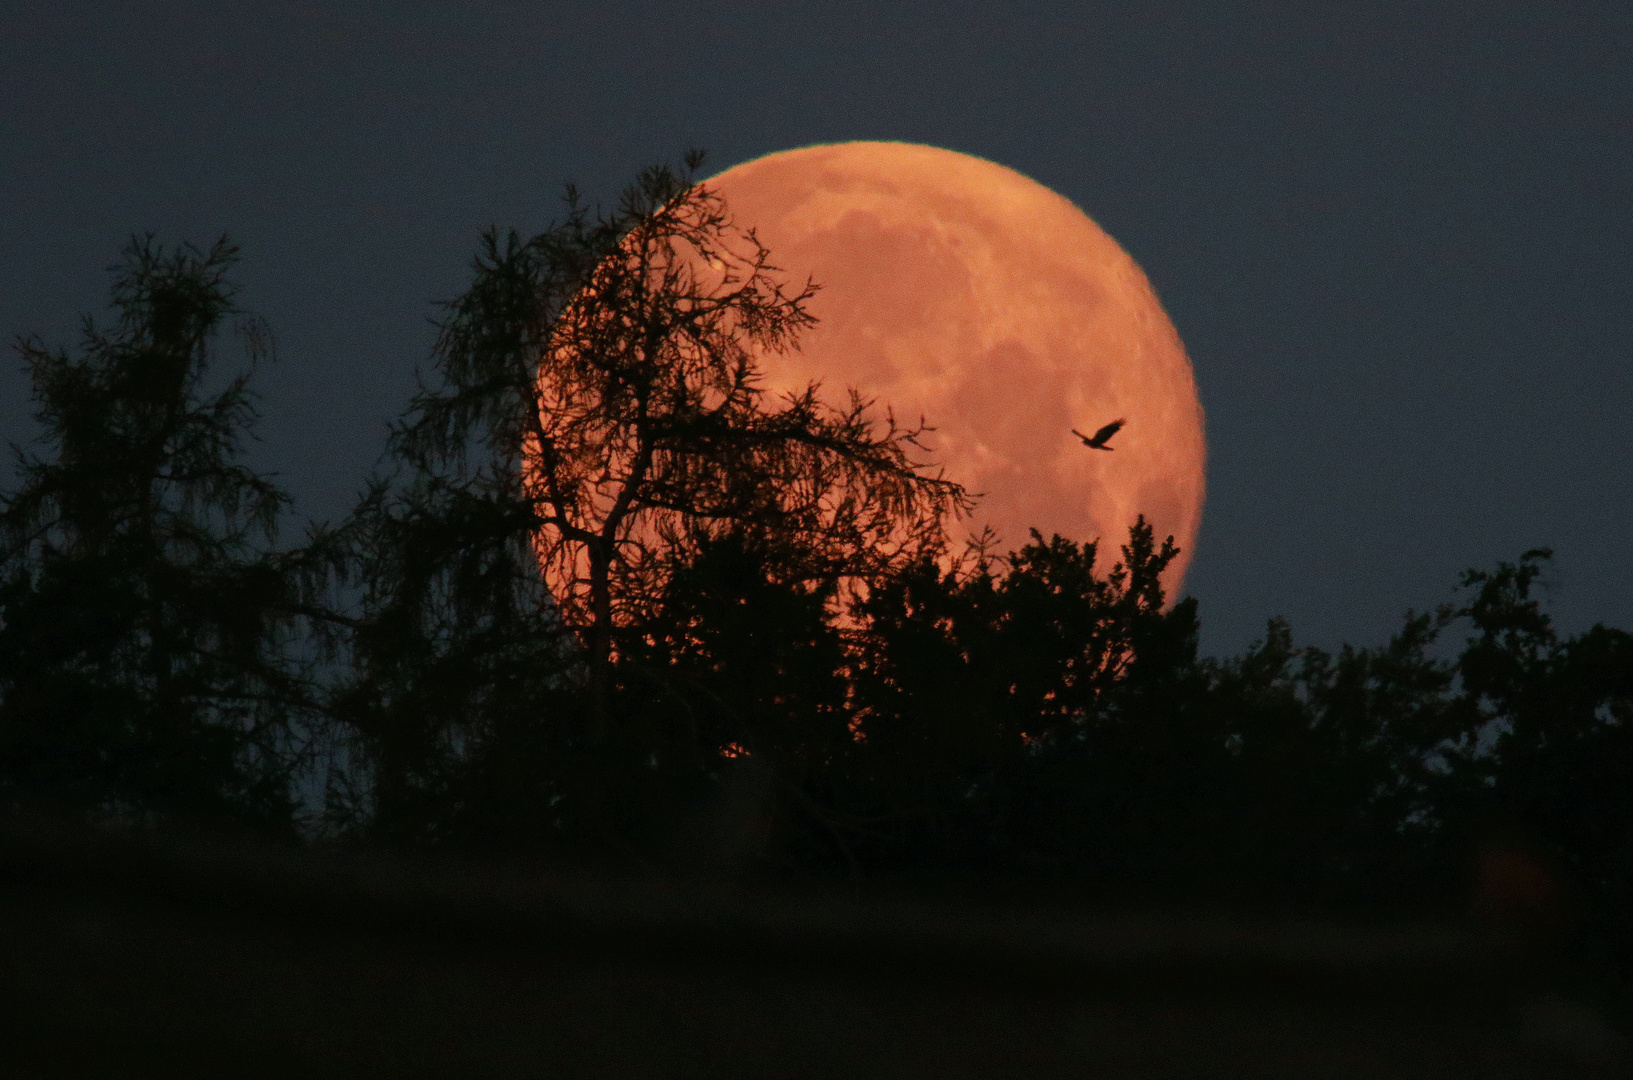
[1,820,1626,1078]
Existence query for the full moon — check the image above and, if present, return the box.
[705,142,1206,593]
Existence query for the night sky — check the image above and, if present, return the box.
[3,2,1628,656]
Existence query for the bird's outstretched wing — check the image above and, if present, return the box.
[1073,418,1126,450]
[1091,418,1126,444]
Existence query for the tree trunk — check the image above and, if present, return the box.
[587,544,613,743]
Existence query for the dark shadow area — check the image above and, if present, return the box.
[0,816,1625,1078]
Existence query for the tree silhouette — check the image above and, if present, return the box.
[619,531,856,865]
[480,155,965,720]
[837,518,1199,875]
[338,156,968,845]
[6,226,1632,981]
[1440,551,1633,961]
[0,237,311,830]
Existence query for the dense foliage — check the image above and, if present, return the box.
[2,167,1629,975]
[0,238,317,831]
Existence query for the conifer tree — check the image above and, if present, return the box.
[0,237,309,829]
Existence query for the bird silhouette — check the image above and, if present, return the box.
[1072,418,1126,451]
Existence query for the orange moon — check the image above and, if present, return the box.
[705,142,1207,593]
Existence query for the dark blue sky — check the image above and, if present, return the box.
[3,1,1629,655]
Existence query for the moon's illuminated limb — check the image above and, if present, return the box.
[705,142,1206,594]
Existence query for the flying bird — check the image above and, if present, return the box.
[1072,418,1126,451]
